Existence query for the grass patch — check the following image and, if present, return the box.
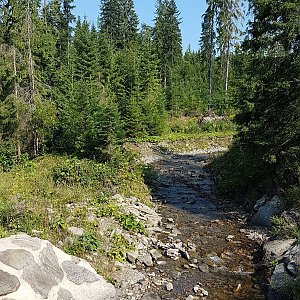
[0,149,151,269]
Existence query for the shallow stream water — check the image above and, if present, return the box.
[144,148,265,300]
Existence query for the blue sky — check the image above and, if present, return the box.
[73,0,207,52]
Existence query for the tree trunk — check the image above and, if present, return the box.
[43,0,47,23]
[225,39,230,93]
[13,47,18,98]
[26,0,35,104]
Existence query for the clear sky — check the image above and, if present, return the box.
[73,0,207,52]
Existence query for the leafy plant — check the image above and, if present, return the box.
[52,158,109,186]
[65,232,101,255]
[271,215,300,240]
[108,233,134,262]
[118,213,145,234]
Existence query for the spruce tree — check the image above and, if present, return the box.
[153,0,182,109]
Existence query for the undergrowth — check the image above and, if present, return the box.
[0,148,150,271]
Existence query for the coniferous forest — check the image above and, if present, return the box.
[0,0,299,202]
[0,0,299,218]
[0,0,244,160]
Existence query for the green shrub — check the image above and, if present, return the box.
[200,119,236,133]
[0,198,44,234]
[65,232,101,255]
[271,215,300,240]
[209,144,273,200]
[108,233,134,262]
[118,214,145,234]
[52,158,110,186]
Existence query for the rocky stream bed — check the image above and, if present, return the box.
[115,143,267,300]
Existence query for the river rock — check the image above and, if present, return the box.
[0,234,116,300]
[251,195,283,227]
[166,282,173,291]
[149,249,162,261]
[67,226,84,237]
[126,251,139,264]
[142,293,161,300]
[263,239,296,259]
[268,263,293,300]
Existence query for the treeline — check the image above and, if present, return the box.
[0,0,244,160]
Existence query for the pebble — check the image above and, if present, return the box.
[166,282,174,291]
[200,288,209,296]
[226,235,235,242]
[193,285,200,293]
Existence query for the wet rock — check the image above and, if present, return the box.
[193,285,200,293]
[166,282,173,291]
[251,195,282,227]
[268,263,293,300]
[207,255,224,265]
[199,287,209,296]
[181,250,190,260]
[263,239,296,259]
[225,235,235,242]
[0,270,20,296]
[198,263,209,274]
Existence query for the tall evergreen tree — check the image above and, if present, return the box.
[99,0,138,48]
[217,0,243,92]
[236,0,300,188]
[199,0,218,98]
[153,0,182,91]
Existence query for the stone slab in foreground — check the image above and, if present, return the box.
[0,234,116,300]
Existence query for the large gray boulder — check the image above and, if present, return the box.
[252,195,283,227]
[263,239,296,260]
[267,263,293,300]
[0,234,116,300]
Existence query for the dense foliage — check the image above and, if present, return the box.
[0,0,242,161]
[212,0,300,205]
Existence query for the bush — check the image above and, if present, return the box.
[209,144,274,201]
[118,214,145,234]
[108,233,134,262]
[64,232,101,255]
[52,158,111,186]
